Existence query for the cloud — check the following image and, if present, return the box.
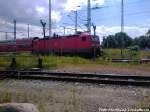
[0,0,63,27]
[52,11,62,23]
[0,0,46,25]
[0,0,64,39]
[53,25,148,38]
[36,6,46,14]
[96,25,148,38]
[63,0,105,12]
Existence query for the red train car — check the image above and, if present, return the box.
[0,40,16,52]
[32,33,101,57]
[0,39,33,53]
[16,39,33,52]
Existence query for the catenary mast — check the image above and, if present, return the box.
[87,0,91,33]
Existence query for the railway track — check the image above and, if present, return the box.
[0,70,150,86]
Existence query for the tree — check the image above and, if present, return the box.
[102,32,132,48]
[102,29,150,49]
[138,36,149,49]
[146,29,150,35]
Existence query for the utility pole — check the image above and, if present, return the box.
[92,24,96,60]
[5,32,8,40]
[87,0,91,33]
[75,11,78,34]
[60,26,66,35]
[28,24,30,38]
[121,0,124,57]
[49,0,52,38]
[13,19,17,53]
[14,20,16,41]
[63,26,66,35]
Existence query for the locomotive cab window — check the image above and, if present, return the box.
[91,35,99,43]
[82,36,86,42]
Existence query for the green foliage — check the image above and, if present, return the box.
[102,32,133,48]
[146,29,150,35]
[102,49,127,59]
[138,36,150,49]
[102,30,150,49]
[136,96,150,109]
[0,50,149,70]
[42,56,58,69]
[38,103,45,112]
[0,91,12,103]
[0,54,92,70]
[102,48,150,60]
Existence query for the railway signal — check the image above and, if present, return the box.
[92,24,96,37]
[40,20,46,38]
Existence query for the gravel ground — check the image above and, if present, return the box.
[0,79,150,112]
[53,65,150,76]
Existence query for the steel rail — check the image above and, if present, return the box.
[0,70,150,86]
[1,70,150,80]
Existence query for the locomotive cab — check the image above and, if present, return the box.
[90,35,101,57]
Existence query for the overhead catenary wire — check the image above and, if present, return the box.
[67,14,86,32]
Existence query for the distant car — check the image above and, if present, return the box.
[127,46,139,51]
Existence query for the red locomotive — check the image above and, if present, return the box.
[0,33,101,57]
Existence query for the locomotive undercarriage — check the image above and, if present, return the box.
[32,47,101,58]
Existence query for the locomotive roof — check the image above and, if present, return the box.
[0,40,15,43]
[0,38,32,44]
[38,34,83,40]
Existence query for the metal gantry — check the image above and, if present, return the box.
[49,0,52,37]
[75,11,78,34]
[28,24,30,38]
[121,0,124,56]
[87,0,91,33]
[121,0,124,33]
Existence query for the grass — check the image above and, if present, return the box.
[0,91,12,103]
[103,49,150,59]
[0,49,149,70]
[136,96,150,110]
[0,53,92,70]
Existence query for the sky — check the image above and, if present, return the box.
[0,0,150,40]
